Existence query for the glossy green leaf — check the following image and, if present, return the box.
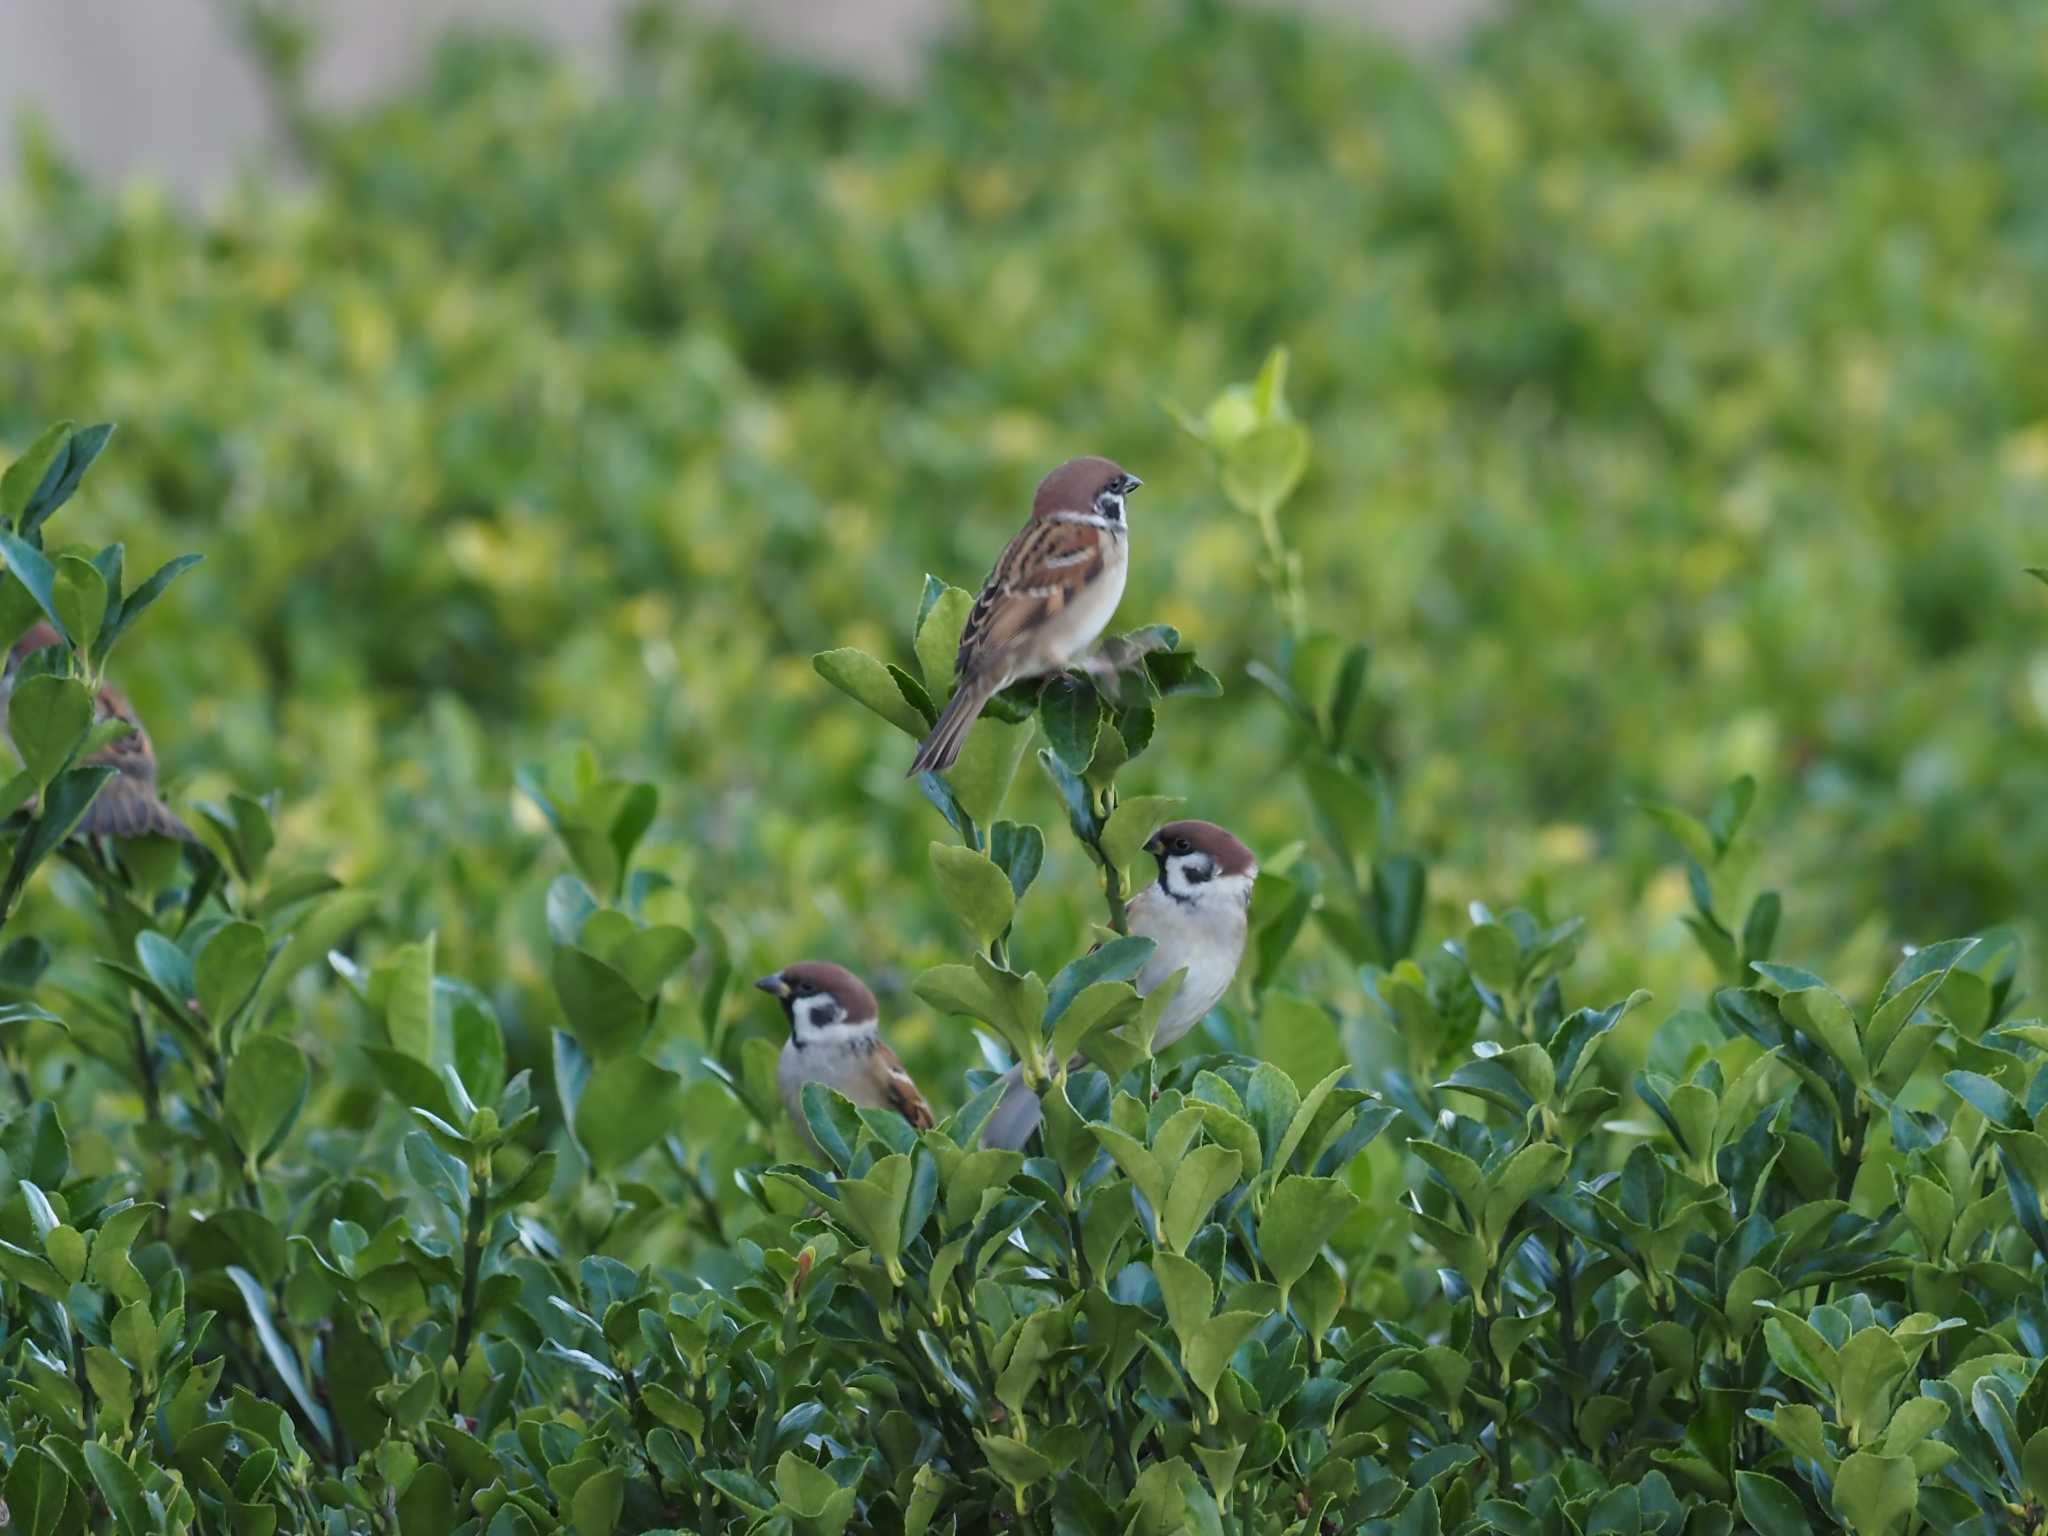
[574,1054,682,1174]
[929,842,1016,950]
[814,647,927,736]
[8,672,91,788]
[1830,1451,1916,1536]
[226,1034,310,1165]
[1258,1175,1361,1299]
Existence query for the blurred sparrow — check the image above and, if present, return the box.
[4,622,193,842]
[909,456,1141,776]
[757,961,936,1153]
[981,820,1257,1150]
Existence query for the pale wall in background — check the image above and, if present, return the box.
[0,0,1488,198]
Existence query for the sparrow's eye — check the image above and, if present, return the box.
[1172,837,1193,855]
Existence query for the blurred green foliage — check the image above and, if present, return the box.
[0,0,2043,1059]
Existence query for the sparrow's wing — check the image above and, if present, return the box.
[870,1041,936,1131]
[956,517,1107,678]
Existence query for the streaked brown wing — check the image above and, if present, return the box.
[955,518,1106,678]
[873,1040,936,1131]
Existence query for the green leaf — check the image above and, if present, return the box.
[2,423,73,526]
[1040,676,1102,776]
[553,946,652,1060]
[3,1444,76,1536]
[976,1434,1058,1494]
[1046,935,1155,1023]
[1151,1250,1214,1350]
[1830,1451,1916,1536]
[1755,965,1866,1085]
[82,1443,149,1536]
[0,529,71,645]
[946,715,1032,827]
[1161,1145,1242,1253]
[913,581,974,698]
[814,647,928,736]
[1093,1123,1167,1215]
[8,672,91,788]
[1764,1315,1839,1399]
[98,553,202,663]
[929,843,1016,950]
[1465,922,1520,994]
[569,1466,624,1536]
[19,764,113,861]
[1100,795,1186,879]
[1258,1175,1362,1300]
[226,1034,309,1166]
[1944,1070,2024,1130]
[198,920,269,1027]
[1734,1473,1811,1536]
[1835,1327,1909,1447]
[374,936,435,1062]
[574,1055,683,1175]
[1257,992,1346,1095]
[837,1152,915,1283]
[49,556,108,656]
[16,423,113,536]
[226,1264,330,1447]
[1184,1312,1265,1421]
[397,1465,457,1536]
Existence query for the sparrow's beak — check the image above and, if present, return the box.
[1122,474,1143,493]
[754,974,790,999]
[1143,833,1166,857]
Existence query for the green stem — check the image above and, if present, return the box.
[1255,501,1306,641]
[452,1158,492,1373]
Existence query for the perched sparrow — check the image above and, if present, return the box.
[908,456,1141,776]
[981,820,1258,1151]
[757,961,936,1154]
[3,622,193,842]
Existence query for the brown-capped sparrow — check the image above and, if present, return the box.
[980,820,1258,1151]
[757,961,936,1153]
[4,621,193,842]
[908,456,1141,776]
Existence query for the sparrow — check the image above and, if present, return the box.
[908,456,1141,776]
[980,820,1258,1151]
[757,961,936,1154]
[3,622,194,842]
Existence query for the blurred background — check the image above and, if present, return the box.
[1,0,2044,1096]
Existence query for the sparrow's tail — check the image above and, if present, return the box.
[908,675,998,777]
[83,782,195,842]
[979,1063,1043,1151]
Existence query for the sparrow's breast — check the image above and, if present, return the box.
[1128,884,1247,1052]
[1030,531,1127,672]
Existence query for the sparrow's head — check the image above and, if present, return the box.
[755,961,879,1046]
[1032,456,1142,526]
[1145,820,1258,908]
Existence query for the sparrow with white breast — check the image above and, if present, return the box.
[4,621,194,842]
[908,456,1141,776]
[980,820,1258,1151]
[757,961,936,1155]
